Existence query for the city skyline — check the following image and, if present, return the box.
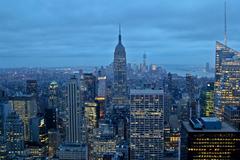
[0,0,240,68]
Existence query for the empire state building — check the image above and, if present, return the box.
[112,27,128,107]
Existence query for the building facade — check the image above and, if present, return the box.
[130,89,164,160]
[66,76,82,144]
[181,117,240,160]
[215,41,240,119]
[9,95,38,141]
[112,27,128,107]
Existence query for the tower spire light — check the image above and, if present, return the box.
[224,0,227,46]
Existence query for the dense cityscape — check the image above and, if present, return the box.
[1,1,240,160]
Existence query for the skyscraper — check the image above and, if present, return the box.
[200,82,214,117]
[112,26,128,106]
[82,73,97,103]
[214,42,240,120]
[47,81,59,132]
[66,76,82,144]
[97,76,107,98]
[9,95,38,141]
[181,117,240,160]
[26,80,38,96]
[48,81,59,109]
[5,111,25,158]
[130,89,164,160]
[0,101,11,160]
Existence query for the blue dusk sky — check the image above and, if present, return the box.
[0,0,239,68]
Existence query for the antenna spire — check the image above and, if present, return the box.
[224,0,227,46]
[118,24,122,43]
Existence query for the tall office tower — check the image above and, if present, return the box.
[5,111,25,158]
[96,73,108,118]
[84,102,99,159]
[141,53,147,73]
[9,95,38,141]
[95,97,106,120]
[164,72,173,122]
[29,115,47,145]
[200,82,214,117]
[84,102,99,130]
[224,106,240,129]
[214,41,240,119]
[186,74,198,120]
[205,62,210,72]
[0,102,11,140]
[96,72,107,114]
[130,89,164,160]
[181,117,240,160]
[45,108,57,130]
[27,115,48,158]
[82,73,97,103]
[0,102,11,160]
[66,76,82,144]
[112,26,128,106]
[48,81,59,109]
[186,73,195,101]
[92,121,117,159]
[97,75,107,98]
[26,80,38,96]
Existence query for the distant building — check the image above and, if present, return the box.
[82,73,97,103]
[181,117,240,160]
[92,122,117,159]
[215,42,240,120]
[130,89,164,160]
[186,73,195,101]
[57,143,88,160]
[150,64,158,72]
[9,95,38,141]
[200,82,214,117]
[5,111,25,158]
[29,115,47,145]
[0,102,11,160]
[48,81,59,109]
[0,89,7,100]
[112,26,128,107]
[95,97,106,120]
[224,106,240,130]
[48,129,60,158]
[26,80,38,96]
[25,142,47,159]
[66,76,82,144]
[97,76,107,98]
[45,108,57,130]
[0,102,11,139]
[205,62,210,72]
[84,102,99,130]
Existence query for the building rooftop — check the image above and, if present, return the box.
[225,106,240,111]
[130,89,164,95]
[183,121,238,133]
[201,117,220,122]
[58,143,87,151]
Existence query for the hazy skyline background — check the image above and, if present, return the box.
[0,0,239,68]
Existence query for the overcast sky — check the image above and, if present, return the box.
[0,0,239,68]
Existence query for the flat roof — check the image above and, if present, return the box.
[183,121,238,133]
[201,117,220,122]
[225,106,240,111]
[130,89,164,95]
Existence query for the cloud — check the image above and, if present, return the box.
[0,0,239,67]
